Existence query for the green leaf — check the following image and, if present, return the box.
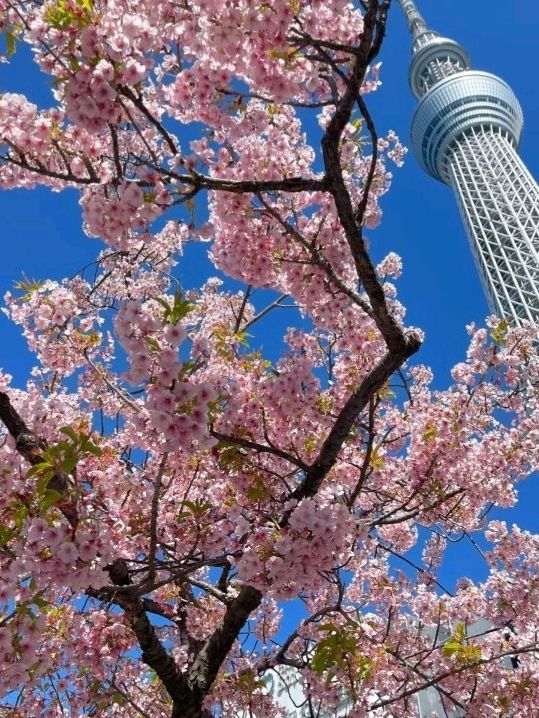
[154,296,172,313]
[182,499,212,517]
[59,426,79,442]
[13,273,44,301]
[149,670,160,684]
[111,692,125,705]
[153,291,194,324]
[423,424,437,443]
[357,656,374,680]
[13,503,28,529]
[455,622,467,643]
[0,524,14,546]
[170,296,195,324]
[27,462,54,479]
[444,623,469,658]
[36,473,54,495]
[319,623,338,632]
[82,441,102,457]
[235,330,251,348]
[289,0,301,14]
[218,446,246,470]
[178,360,198,380]
[44,0,94,30]
[145,336,161,352]
[32,592,51,610]
[61,455,78,474]
[246,486,267,501]
[443,639,461,657]
[40,489,62,512]
[351,118,363,134]
[4,30,16,57]
[491,319,510,346]
[311,624,358,676]
[59,426,102,461]
[311,640,333,674]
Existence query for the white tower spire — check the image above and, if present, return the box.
[399,0,428,38]
[398,0,539,324]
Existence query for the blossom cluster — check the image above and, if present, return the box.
[81,181,171,248]
[236,499,355,599]
[4,277,105,377]
[115,299,218,451]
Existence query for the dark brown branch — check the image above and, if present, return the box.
[119,85,179,157]
[3,148,328,200]
[0,391,75,525]
[2,152,96,185]
[288,28,363,56]
[117,96,161,165]
[385,647,468,713]
[378,544,454,596]
[196,173,328,195]
[354,93,379,223]
[121,594,190,705]
[211,429,308,470]
[217,86,334,109]
[346,395,377,507]
[109,123,124,181]
[321,1,405,353]
[294,338,420,502]
[258,197,373,316]
[0,391,43,464]
[0,394,199,713]
[147,452,169,587]
[233,285,254,334]
[270,604,341,671]
[242,293,291,331]
[187,578,232,605]
[89,583,207,716]
[186,586,262,707]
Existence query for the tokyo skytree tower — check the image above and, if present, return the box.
[398,0,539,324]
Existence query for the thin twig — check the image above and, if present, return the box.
[147,452,169,587]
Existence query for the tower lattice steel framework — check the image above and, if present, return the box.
[398,0,539,324]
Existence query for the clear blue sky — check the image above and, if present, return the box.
[1,0,538,585]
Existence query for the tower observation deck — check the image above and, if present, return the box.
[398,0,539,324]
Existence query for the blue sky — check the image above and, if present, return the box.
[1,0,538,586]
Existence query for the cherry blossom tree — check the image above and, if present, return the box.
[0,1,538,716]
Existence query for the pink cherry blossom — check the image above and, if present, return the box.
[56,542,79,564]
[0,2,537,717]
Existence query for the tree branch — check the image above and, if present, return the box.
[211,429,308,470]
[186,585,262,706]
[119,85,179,157]
[294,338,420,502]
[0,391,76,526]
[147,452,169,587]
[321,1,406,353]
